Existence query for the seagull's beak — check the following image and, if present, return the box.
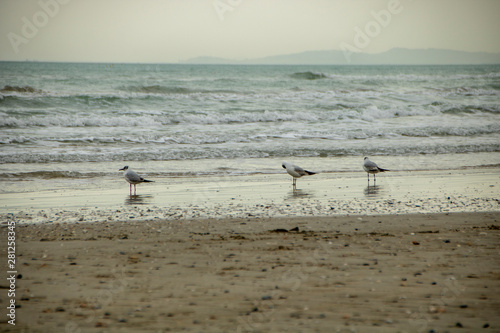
[119,168,124,171]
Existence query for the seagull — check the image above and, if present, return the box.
[282,162,316,187]
[119,166,153,195]
[363,157,389,182]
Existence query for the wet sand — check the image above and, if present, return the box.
[1,167,499,332]
[1,212,500,332]
[1,168,499,223]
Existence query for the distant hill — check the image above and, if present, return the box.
[182,56,236,64]
[182,48,500,65]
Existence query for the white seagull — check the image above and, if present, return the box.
[282,162,316,187]
[119,166,153,195]
[363,157,389,182]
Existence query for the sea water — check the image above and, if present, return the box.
[1,62,499,196]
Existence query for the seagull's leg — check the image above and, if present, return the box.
[129,184,132,195]
[134,184,137,195]
[374,174,376,183]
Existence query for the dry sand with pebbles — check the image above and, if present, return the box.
[2,212,499,332]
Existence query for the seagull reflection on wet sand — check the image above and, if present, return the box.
[125,194,154,205]
[287,188,314,199]
[364,184,384,198]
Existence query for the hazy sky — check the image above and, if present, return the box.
[1,0,499,63]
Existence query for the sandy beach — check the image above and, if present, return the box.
[1,212,499,332]
[1,166,500,332]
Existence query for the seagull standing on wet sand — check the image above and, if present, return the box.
[282,162,316,188]
[119,166,153,195]
[363,157,389,182]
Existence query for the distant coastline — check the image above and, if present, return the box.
[1,48,499,66]
[181,48,500,65]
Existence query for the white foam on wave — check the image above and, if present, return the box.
[0,104,453,128]
[0,114,162,128]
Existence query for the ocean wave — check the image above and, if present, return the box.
[315,72,500,82]
[0,87,246,104]
[0,85,44,94]
[123,85,193,94]
[2,142,499,165]
[442,105,500,114]
[2,168,271,180]
[1,123,498,151]
[426,87,500,97]
[290,72,329,80]
[0,114,162,128]
[0,85,218,103]
[121,85,240,95]
[0,110,322,128]
[2,104,499,128]
[5,170,95,179]
[395,125,500,137]
[0,136,33,144]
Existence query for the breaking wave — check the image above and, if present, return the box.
[290,71,329,80]
[1,102,499,129]
[5,170,95,179]
[0,114,161,128]
[0,85,44,94]
[122,85,239,95]
[1,141,499,165]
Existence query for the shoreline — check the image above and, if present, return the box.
[1,167,499,224]
[3,212,499,332]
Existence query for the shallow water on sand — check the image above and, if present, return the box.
[2,165,499,224]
